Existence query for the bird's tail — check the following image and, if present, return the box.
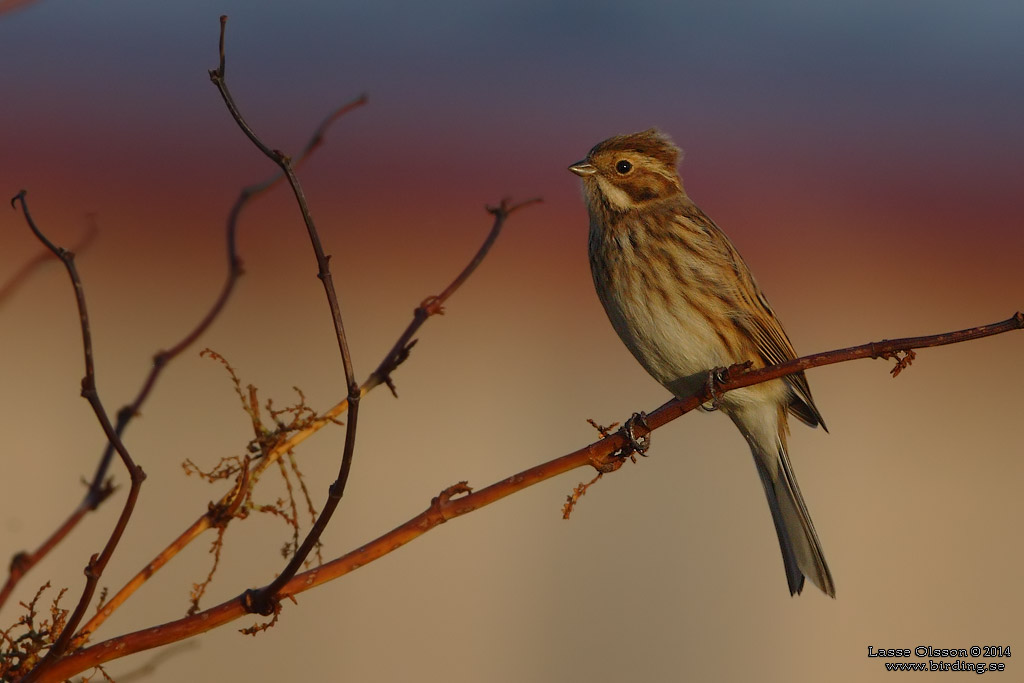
[747,423,835,597]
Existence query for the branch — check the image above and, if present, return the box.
[10,193,147,682]
[363,197,542,397]
[67,104,367,651]
[70,201,532,643]
[37,313,1023,681]
[0,102,366,623]
[0,214,96,309]
[0,485,112,612]
[209,14,361,614]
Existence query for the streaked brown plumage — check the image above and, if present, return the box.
[570,129,835,597]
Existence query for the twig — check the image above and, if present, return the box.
[72,194,534,641]
[10,192,147,682]
[68,104,365,652]
[1,53,365,630]
[363,197,542,397]
[0,486,112,612]
[209,14,362,614]
[36,313,1023,681]
[0,214,96,308]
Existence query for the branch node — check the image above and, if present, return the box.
[432,481,473,520]
[241,588,279,618]
[419,295,445,316]
[152,350,170,369]
[79,375,96,398]
[84,554,101,578]
[9,551,30,576]
[85,477,118,510]
[207,457,251,528]
[587,448,627,474]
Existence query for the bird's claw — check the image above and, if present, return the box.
[623,411,651,456]
[699,367,729,412]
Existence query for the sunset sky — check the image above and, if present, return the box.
[2,2,1022,682]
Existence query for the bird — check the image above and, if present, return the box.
[569,129,835,597]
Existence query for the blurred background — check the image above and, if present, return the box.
[2,1,1022,681]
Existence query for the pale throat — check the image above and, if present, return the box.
[592,176,635,212]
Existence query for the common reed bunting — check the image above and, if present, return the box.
[570,129,835,597]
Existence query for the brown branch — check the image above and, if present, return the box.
[10,192,147,682]
[72,17,528,638]
[363,197,542,397]
[69,195,532,645]
[1,64,364,629]
[0,483,112,611]
[209,14,362,614]
[36,312,1023,681]
[0,213,96,308]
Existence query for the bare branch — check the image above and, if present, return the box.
[1,51,364,625]
[209,14,363,615]
[363,197,542,397]
[0,213,96,308]
[72,194,533,641]
[10,192,147,681]
[37,313,1023,681]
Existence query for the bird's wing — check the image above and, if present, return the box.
[694,207,827,430]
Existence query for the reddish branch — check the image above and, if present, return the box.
[364,196,542,397]
[10,13,1020,683]
[0,214,96,308]
[67,196,535,647]
[0,74,365,625]
[33,312,1023,681]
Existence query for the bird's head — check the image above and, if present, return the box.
[569,129,684,214]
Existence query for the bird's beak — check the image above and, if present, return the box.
[568,161,596,177]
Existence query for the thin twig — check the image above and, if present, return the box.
[0,213,96,308]
[208,15,362,614]
[0,485,112,611]
[36,313,1024,681]
[72,196,533,641]
[363,197,542,397]
[1,63,365,629]
[10,192,147,682]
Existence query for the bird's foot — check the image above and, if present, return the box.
[622,411,651,456]
[698,367,729,412]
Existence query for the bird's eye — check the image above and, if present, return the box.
[615,160,633,174]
